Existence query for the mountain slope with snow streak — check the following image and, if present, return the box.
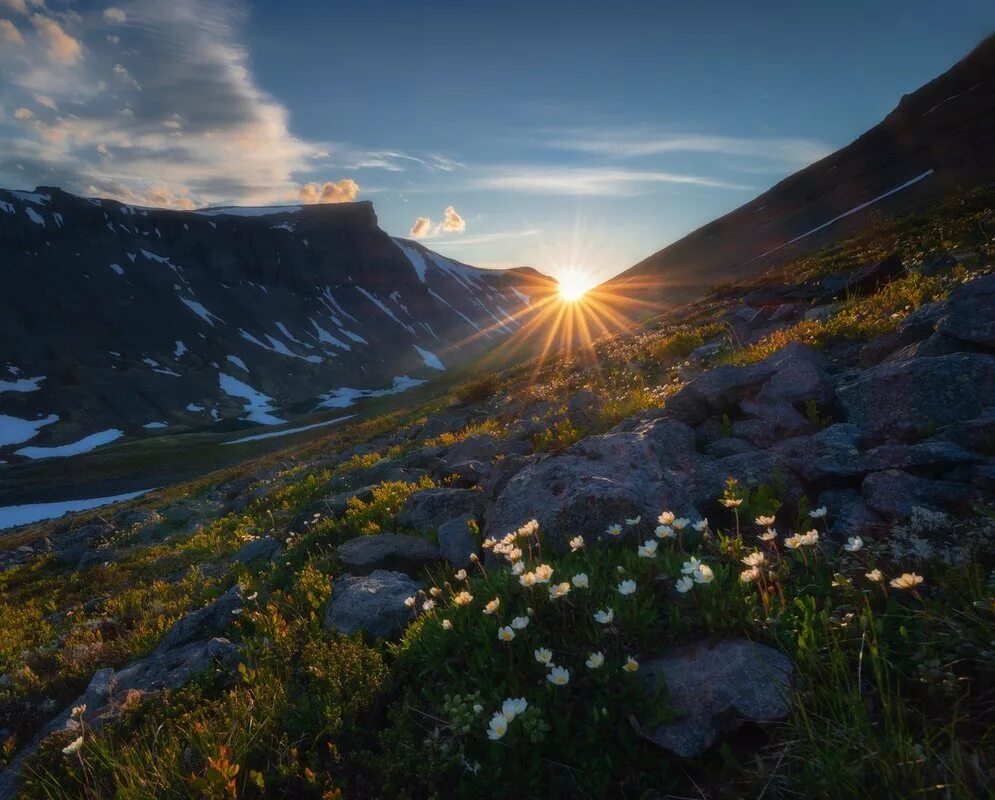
[0,189,554,461]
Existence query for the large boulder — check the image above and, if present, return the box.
[815,254,905,302]
[336,533,439,576]
[837,354,995,438]
[861,470,971,521]
[440,434,499,466]
[436,513,478,568]
[635,639,794,758]
[158,584,243,651]
[664,362,774,426]
[486,418,697,550]
[398,487,482,532]
[231,536,283,565]
[754,343,835,407]
[324,570,421,639]
[112,638,239,694]
[816,488,885,537]
[773,424,865,482]
[935,274,995,348]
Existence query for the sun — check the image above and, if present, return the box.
[557,271,592,302]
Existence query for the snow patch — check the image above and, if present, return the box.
[109,263,124,276]
[226,355,248,372]
[24,207,44,226]
[174,340,187,358]
[0,413,59,446]
[143,421,168,430]
[179,297,225,326]
[414,345,446,371]
[0,376,44,394]
[0,489,153,531]
[317,375,425,409]
[15,428,124,459]
[218,373,285,425]
[224,415,355,445]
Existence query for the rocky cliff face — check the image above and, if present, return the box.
[0,188,554,460]
[606,33,995,305]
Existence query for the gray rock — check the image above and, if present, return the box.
[158,584,243,651]
[635,639,793,757]
[486,418,697,551]
[324,570,421,638]
[730,419,776,448]
[729,305,761,324]
[665,362,775,426]
[566,388,604,422]
[754,342,834,407]
[883,331,969,363]
[804,304,839,322]
[689,342,724,363]
[337,533,439,576]
[768,303,799,323]
[918,253,958,276]
[690,449,803,507]
[703,437,758,457]
[436,513,478,568]
[816,488,884,537]
[861,470,971,521]
[837,354,995,438]
[935,273,995,348]
[937,409,995,454]
[231,536,283,565]
[441,434,499,466]
[739,398,813,438]
[862,440,981,473]
[113,638,239,694]
[773,424,865,482]
[398,487,482,532]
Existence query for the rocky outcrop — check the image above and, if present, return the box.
[324,570,421,639]
[336,533,439,576]
[635,639,794,757]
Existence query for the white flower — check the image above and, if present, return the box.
[693,518,709,532]
[755,515,776,526]
[759,528,778,542]
[511,616,530,630]
[404,596,417,608]
[505,547,523,563]
[454,569,468,581]
[62,736,84,756]
[534,647,553,665]
[519,571,536,587]
[809,506,828,519]
[672,518,690,531]
[571,572,589,589]
[472,703,483,714]
[658,511,675,525]
[482,538,497,550]
[786,530,819,549]
[676,576,694,594]
[593,608,614,624]
[548,581,571,600]
[453,591,473,606]
[693,564,714,584]
[483,598,500,615]
[617,579,637,595]
[534,564,554,583]
[742,551,765,567]
[637,539,658,559]
[625,516,642,526]
[422,599,436,612]
[487,713,508,740]
[501,697,528,721]
[802,529,820,546]
[71,704,86,719]
[569,535,585,552]
[740,567,761,583]
[497,626,516,642]
[721,497,743,508]
[655,524,675,539]
[844,536,864,552]
[511,561,526,576]
[606,523,623,537]
[622,656,639,673]
[585,651,605,669]
[681,556,702,575]
[547,666,570,686]
[890,572,924,590]
[441,619,453,630]
[865,568,884,583]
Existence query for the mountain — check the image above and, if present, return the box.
[0,188,555,462]
[605,33,995,306]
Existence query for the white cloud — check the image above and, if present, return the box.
[13,106,32,119]
[409,216,431,238]
[30,13,83,64]
[103,7,127,25]
[0,0,29,16]
[0,18,24,44]
[544,128,831,167]
[32,92,56,110]
[298,178,359,204]
[440,205,465,232]
[476,166,750,196]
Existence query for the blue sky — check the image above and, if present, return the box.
[0,1,992,282]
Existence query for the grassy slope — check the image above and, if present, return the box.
[0,186,993,798]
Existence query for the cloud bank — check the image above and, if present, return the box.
[298,178,359,204]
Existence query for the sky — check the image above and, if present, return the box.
[0,1,992,284]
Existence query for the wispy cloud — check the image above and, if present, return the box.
[541,128,831,168]
[475,166,750,196]
[431,228,541,247]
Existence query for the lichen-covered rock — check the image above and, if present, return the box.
[436,513,478,568]
[336,533,439,576]
[231,536,283,565]
[323,570,421,639]
[398,487,482,533]
[837,354,995,438]
[935,273,995,348]
[861,470,971,521]
[635,639,794,757]
[158,584,243,651]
